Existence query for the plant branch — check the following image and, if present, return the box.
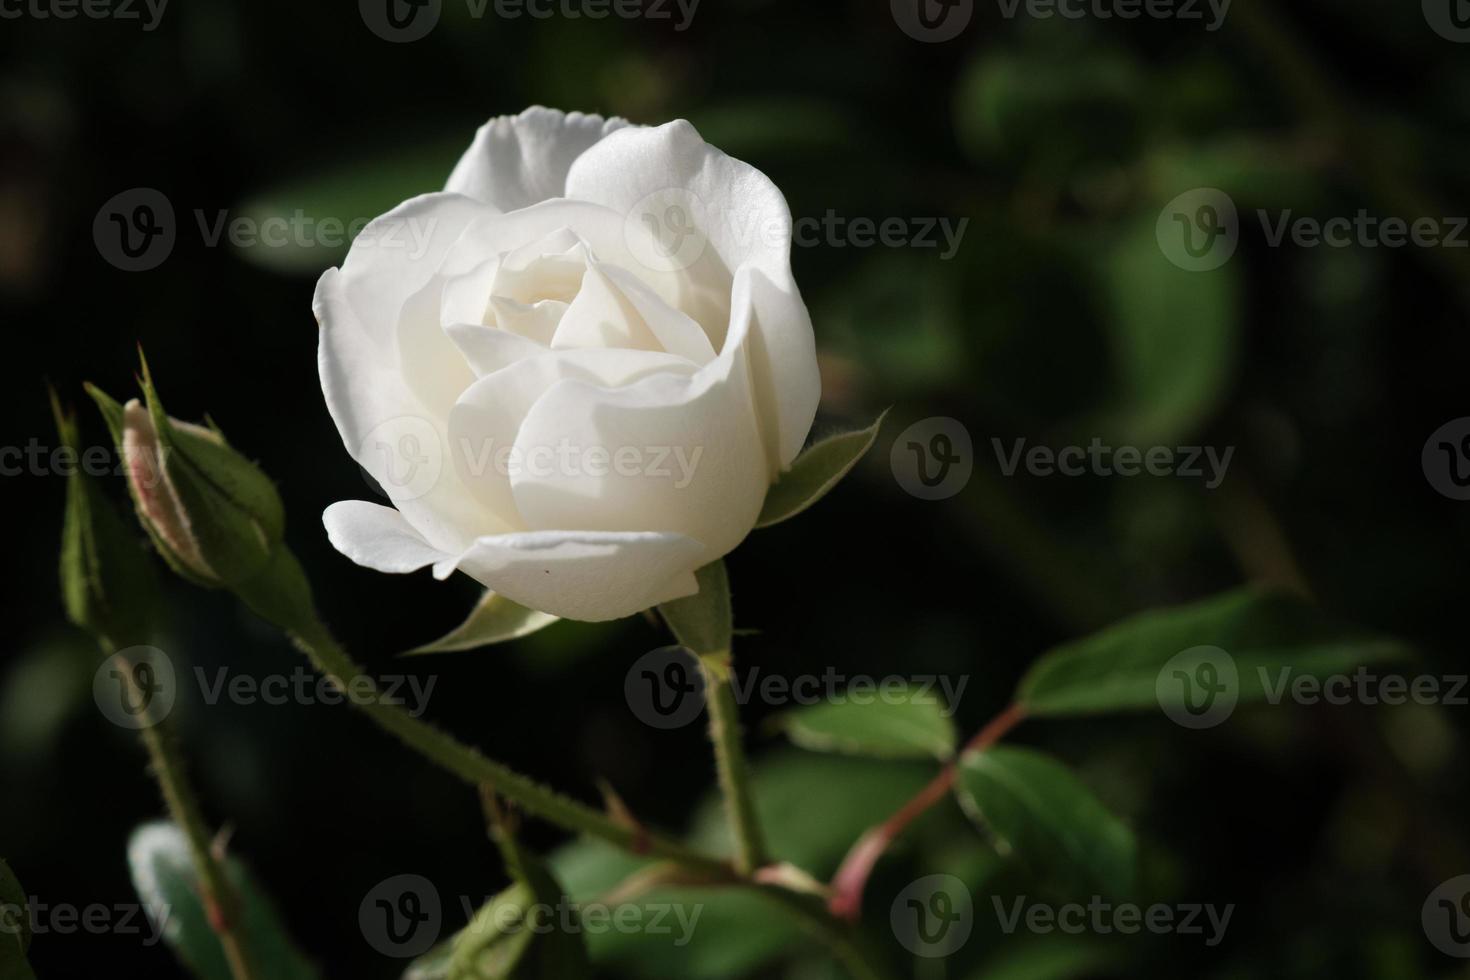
[697,652,768,874]
[288,618,736,880]
[114,647,256,980]
[828,703,1026,921]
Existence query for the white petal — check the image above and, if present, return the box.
[433,530,703,621]
[323,500,450,573]
[565,121,820,467]
[331,192,488,347]
[488,297,566,345]
[445,106,631,211]
[440,255,499,328]
[444,322,550,376]
[509,273,768,559]
[550,263,663,353]
[448,348,697,528]
[599,263,716,366]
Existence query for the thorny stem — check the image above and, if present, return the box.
[828,703,1027,921]
[697,652,768,874]
[113,646,256,980]
[287,618,736,880]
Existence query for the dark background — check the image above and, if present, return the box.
[3,0,1469,976]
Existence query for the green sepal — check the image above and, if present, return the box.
[53,388,160,649]
[757,411,886,528]
[657,561,732,658]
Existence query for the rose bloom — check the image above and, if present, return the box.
[314,107,819,621]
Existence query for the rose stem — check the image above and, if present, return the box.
[287,618,736,880]
[697,652,768,874]
[827,703,1027,921]
[111,644,257,980]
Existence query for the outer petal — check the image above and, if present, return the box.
[564,120,820,468]
[314,192,506,551]
[323,501,701,621]
[323,500,449,573]
[434,530,702,622]
[446,106,632,211]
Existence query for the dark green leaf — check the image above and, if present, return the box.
[756,412,886,528]
[1016,588,1413,717]
[955,747,1135,898]
[1097,214,1239,446]
[777,683,957,760]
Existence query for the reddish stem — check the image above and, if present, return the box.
[827,703,1026,921]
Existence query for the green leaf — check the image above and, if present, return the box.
[1015,588,1413,717]
[411,855,590,980]
[406,591,559,655]
[127,822,320,980]
[689,750,939,876]
[1097,214,1239,445]
[233,136,467,275]
[0,858,34,979]
[657,561,730,657]
[955,747,1135,898]
[777,683,957,760]
[756,411,886,528]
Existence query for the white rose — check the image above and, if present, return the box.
[314,106,820,622]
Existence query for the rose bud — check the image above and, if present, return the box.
[86,366,285,592]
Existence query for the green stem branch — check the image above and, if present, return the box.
[287,618,734,879]
[117,649,255,980]
[697,653,767,874]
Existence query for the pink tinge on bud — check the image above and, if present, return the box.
[121,399,214,579]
